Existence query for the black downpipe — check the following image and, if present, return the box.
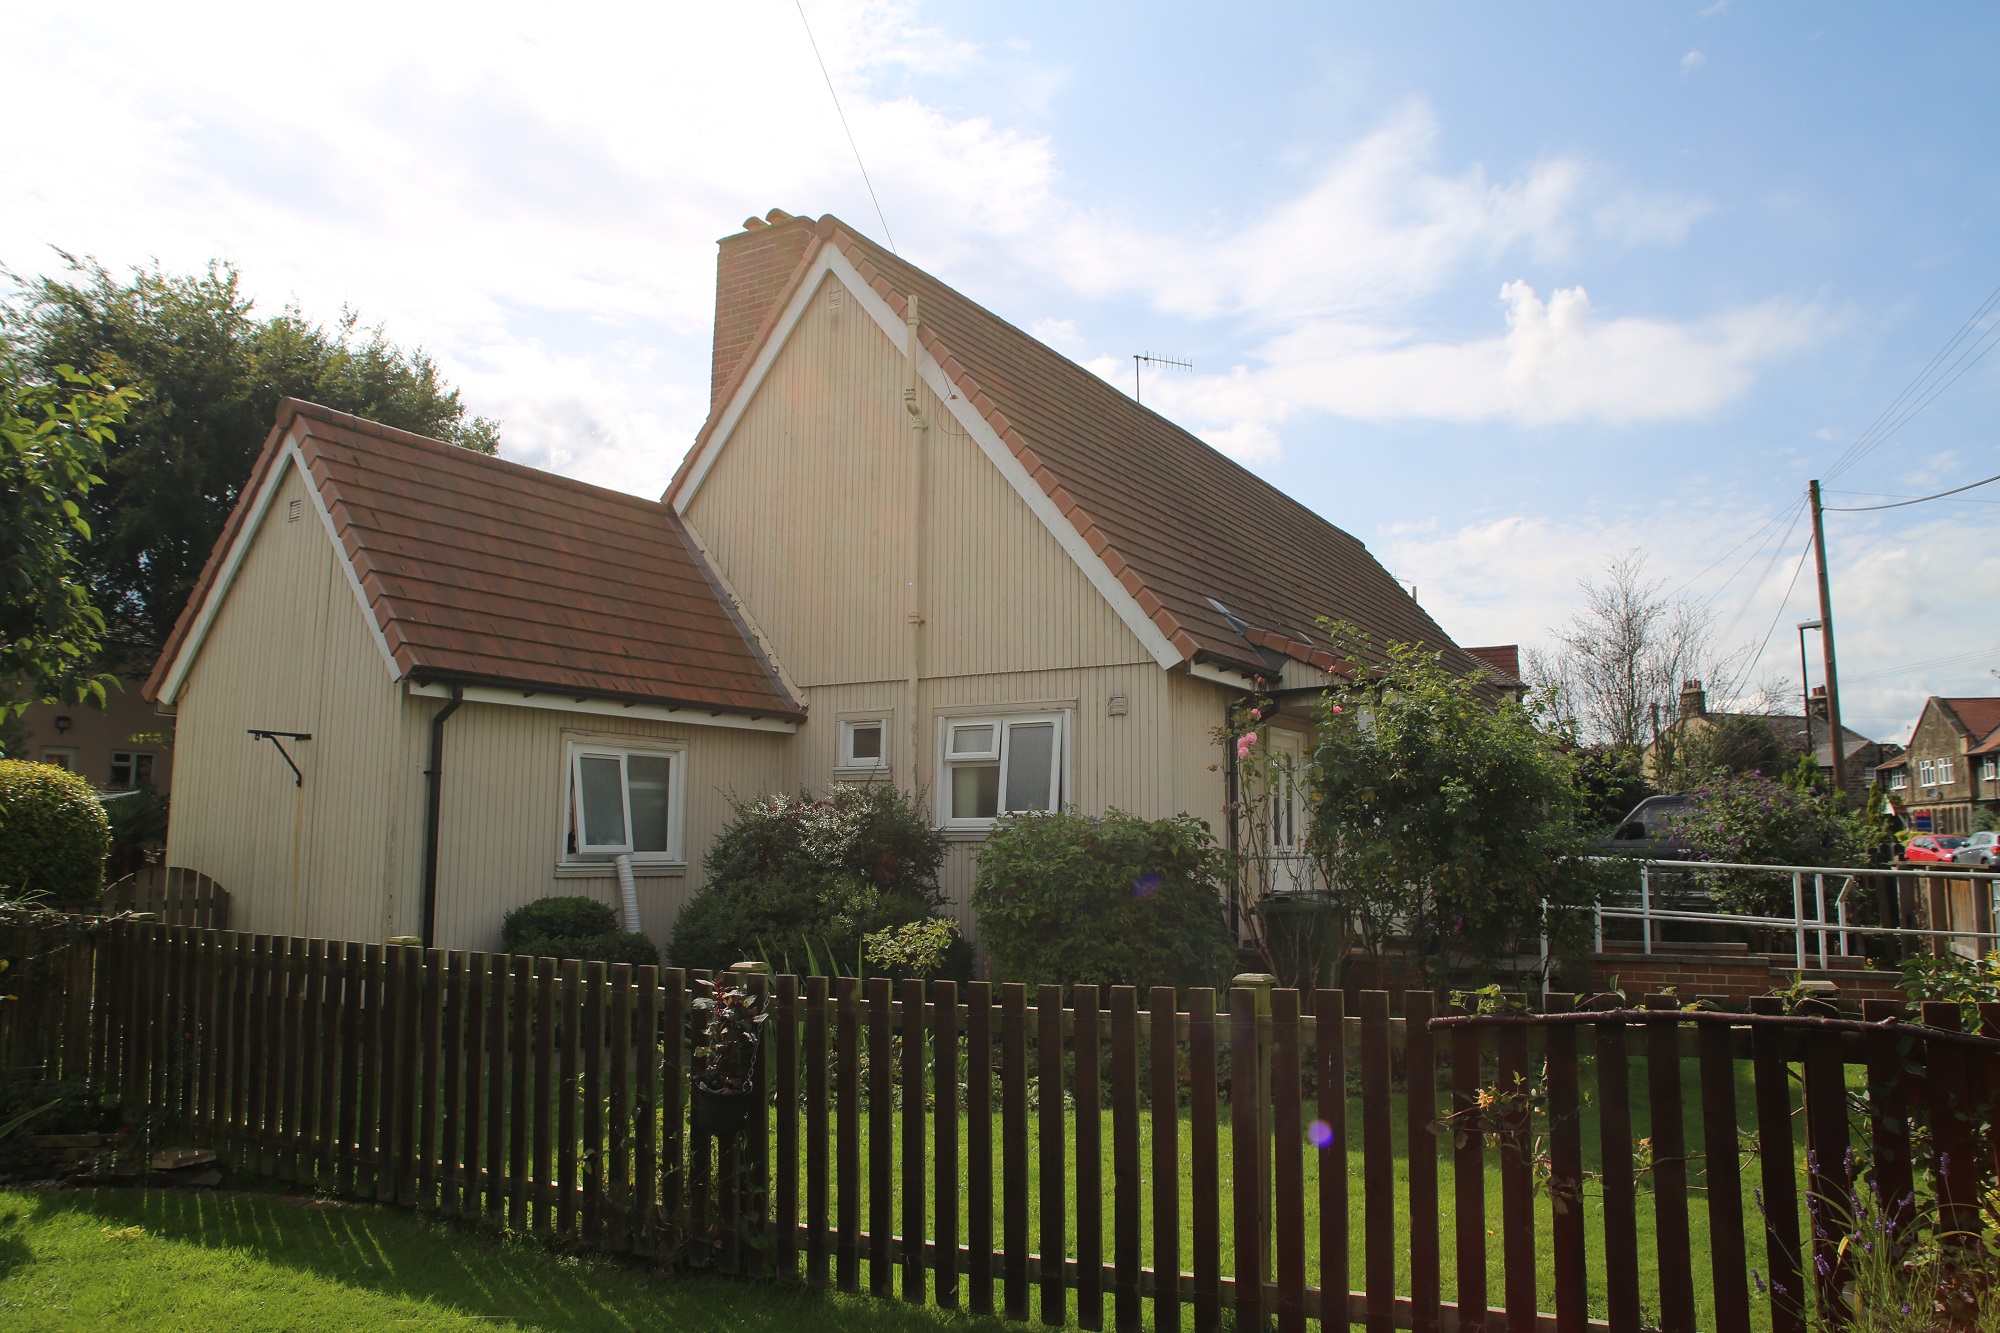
[420,683,465,947]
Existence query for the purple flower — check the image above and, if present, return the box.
[1308,1120,1336,1149]
[1133,874,1162,900]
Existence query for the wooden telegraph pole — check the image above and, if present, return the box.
[1806,481,1848,796]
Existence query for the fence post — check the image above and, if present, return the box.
[1640,865,1652,954]
[1792,873,1806,971]
[1232,971,1276,1319]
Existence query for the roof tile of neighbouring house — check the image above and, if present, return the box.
[677,214,1494,683]
[147,400,801,720]
[1938,696,2000,747]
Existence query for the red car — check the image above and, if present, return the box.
[1903,834,1967,864]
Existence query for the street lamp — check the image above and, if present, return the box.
[1798,619,1824,772]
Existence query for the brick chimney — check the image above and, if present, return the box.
[1808,684,1830,721]
[709,209,819,412]
[1679,680,1707,719]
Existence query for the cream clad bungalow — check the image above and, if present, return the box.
[148,208,1508,952]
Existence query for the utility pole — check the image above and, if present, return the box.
[1807,480,1848,796]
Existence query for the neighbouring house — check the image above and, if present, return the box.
[12,680,174,795]
[1874,695,2000,835]
[1642,679,1888,792]
[147,207,1507,952]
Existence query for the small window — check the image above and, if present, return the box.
[40,748,77,772]
[1890,770,1907,791]
[1982,757,1998,782]
[940,713,1065,827]
[838,718,890,772]
[562,742,684,864]
[109,751,155,788]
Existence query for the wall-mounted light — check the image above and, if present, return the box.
[53,715,72,734]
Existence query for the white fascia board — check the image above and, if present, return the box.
[406,681,798,734]
[1188,661,1260,692]
[155,438,403,705]
[675,243,1185,672]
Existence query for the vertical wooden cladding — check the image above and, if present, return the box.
[166,460,421,945]
[431,705,789,951]
[682,271,1154,693]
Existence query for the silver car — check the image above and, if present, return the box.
[1954,830,2000,868]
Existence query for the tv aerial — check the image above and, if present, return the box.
[1132,352,1192,406]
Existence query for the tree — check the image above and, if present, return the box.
[0,355,138,723]
[2,256,498,671]
[1525,551,1747,752]
[1304,635,1603,989]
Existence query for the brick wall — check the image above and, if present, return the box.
[710,214,820,411]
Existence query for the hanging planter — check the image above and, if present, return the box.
[689,971,769,1141]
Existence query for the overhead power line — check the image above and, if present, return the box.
[1824,280,2000,483]
[794,0,897,254]
[1843,643,2000,685]
[1823,468,2000,512]
[1738,534,1815,685]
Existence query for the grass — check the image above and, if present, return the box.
[0,1187,1022,1332]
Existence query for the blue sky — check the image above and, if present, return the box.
[6,2,1995,740]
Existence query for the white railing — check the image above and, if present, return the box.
[1588,857,2000,971]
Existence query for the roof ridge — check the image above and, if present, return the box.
[285,399,674,519]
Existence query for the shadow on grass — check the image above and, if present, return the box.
[0,1188,1026,1332]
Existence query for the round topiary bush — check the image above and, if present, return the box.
[670,784,969,980]
[0,759,110,904]
[971,808,1235,993]
[500,894,656,966]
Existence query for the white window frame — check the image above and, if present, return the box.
[1982,756,1998,782]
[39,748,77,772]
[1890,769,1908,791]
[1919,759,1936,787]
[1937,757,1955,785]
[557,739,686,868]
[835,715,892,778]
[108,750,154,789]
[937,711,1068,831]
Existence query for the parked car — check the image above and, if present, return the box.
[1589,793,1693,859]
[1952,830,2000,868]
[1902,834,1967,864]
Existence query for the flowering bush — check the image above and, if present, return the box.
[1666,770,1874,916]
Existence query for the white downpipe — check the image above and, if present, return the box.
[614,853,642,934]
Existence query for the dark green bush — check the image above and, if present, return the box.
[971,808,1235,993]
[670,784,968,980]
[0,759,110,903]
[502,895,617,948]
[501,895,655,966]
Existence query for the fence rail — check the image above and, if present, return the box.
[4,920,1999,1333]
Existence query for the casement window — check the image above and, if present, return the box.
[1266,731,1308,854]
[939,713,1066,828]
[1919,759,1936,787]
[1937,757,1955,785]
[1982,756,1999,782]
[1889,769,1908,791]
[561,741,684,865]
[836,717,891,775]
[109,751,154,788]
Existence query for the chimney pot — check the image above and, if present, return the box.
[765,207,795,223]
[741,216,767,230]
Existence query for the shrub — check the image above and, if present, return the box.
[0,759,110,903]
[971,808,1235,993]
[1666,768,1873,916]
[500,894,655,966]
[669,784,967,980]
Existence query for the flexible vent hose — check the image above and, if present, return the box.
[614,853,642,934]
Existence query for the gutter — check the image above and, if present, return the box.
[420,682,465,947]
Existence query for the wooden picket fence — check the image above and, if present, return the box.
[5,918,2000,1333]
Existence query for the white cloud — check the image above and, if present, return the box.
[1380,507,2000,740]
[1682,49,1708,75]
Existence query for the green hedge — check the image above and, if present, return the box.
[500,895,656,967]
[0,759,110,903]
[971,808,1235,993]
[669,784,968,980]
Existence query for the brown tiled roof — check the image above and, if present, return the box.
[1465,645,1522,683]
[148,401,800,720]
[673,214,1492,682]
[1939,696,2000,745]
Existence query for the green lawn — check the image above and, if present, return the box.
[0,1188,1021,1332]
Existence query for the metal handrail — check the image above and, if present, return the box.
[1587,856,2000,971]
